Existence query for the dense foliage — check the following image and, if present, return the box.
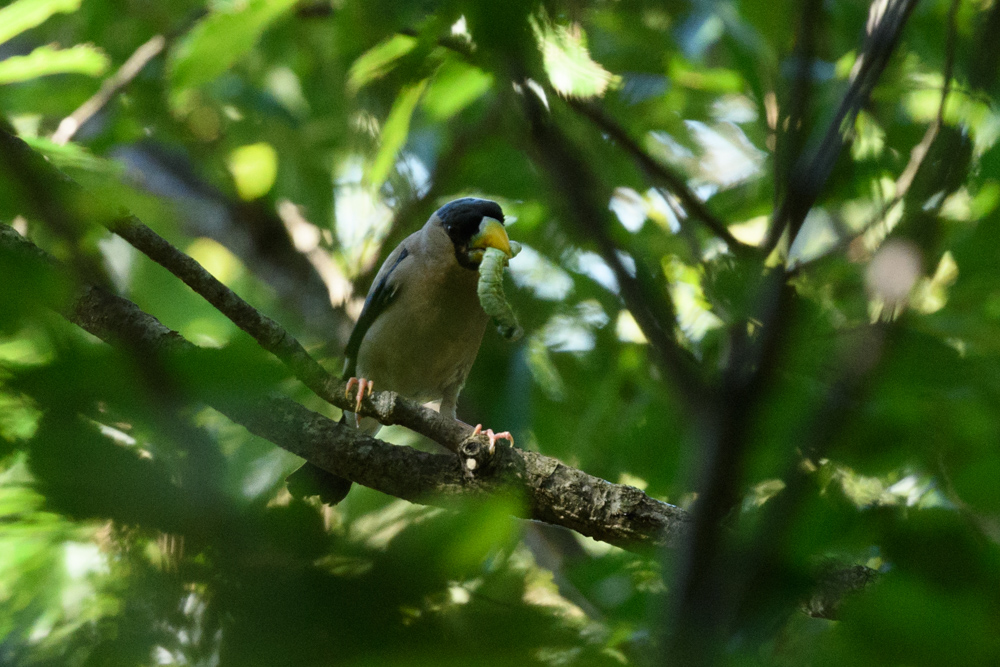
[3,0,1000,665]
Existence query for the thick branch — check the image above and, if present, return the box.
[0,224,692,551]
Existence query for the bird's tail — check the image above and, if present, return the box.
[285,413,354,505]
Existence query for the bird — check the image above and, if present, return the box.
[287,197,515,504]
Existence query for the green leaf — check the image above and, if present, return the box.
[421,59,493,120]
[668,56,745,93]
[228,142,279,201]
[20,136,120,175]
[0,0,81,47]
[531,12,619,99]
[367,78,427,190]
[167,0,297,94]
[347,34,418,93]
[0,43,109,84]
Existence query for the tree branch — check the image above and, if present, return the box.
[664,4,918,660]
[114,143,355,345]
[52,35,166,145]
[567,99,750,255]
[519,90,709,411]
[0,223,693,551]
[766,0,919,251]
[114,212,501,458]
[815,0,961,264]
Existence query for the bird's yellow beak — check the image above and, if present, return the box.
[468,217,512,258]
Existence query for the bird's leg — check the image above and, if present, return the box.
[344,377,374,414]
[471,423,514,455]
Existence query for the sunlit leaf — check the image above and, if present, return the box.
[0,0,81,47]
[347,34,418,93]
[0,43,108,84]
[228,142,279,201]
[531,12,619,98]
[367,78,427,189]
[668,56,744,93]
[663,256,723,344]
[186,237,245,286]
[421,59,493,120]
[851,110,886,160]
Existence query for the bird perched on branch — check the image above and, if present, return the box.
[288,197,515,504]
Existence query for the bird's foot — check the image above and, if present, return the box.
[471,424,514,455]
[344,376,374,413]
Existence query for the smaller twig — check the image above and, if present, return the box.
[808,121,933,263]
[765,0,919,253]
[897,0,958,193]
[569,99,750,255]
[52,35,166,145]
[938,0,960,129]
[771,0,822,240]
[803,0,961,264]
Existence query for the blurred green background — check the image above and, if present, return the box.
[3,0,1000,664]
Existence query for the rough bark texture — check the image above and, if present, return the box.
[804,563,880,620]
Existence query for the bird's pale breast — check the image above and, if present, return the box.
[355,256,488,404]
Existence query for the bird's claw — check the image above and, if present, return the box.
[471,424,514,455]
[344,376,374,413]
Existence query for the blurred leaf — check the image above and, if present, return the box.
[422,59,493,120]
[20,135,120,175]
[831,572,1000,666]
[227,142,278,201]
[347,33,418,93]
[668,56,745,93]
[0,0,81,47]
[27,415,194,531]
[531,11,620,99]
[0,228,73,330]
[367,78,427,189]
[0,43,109,84]
[167,0,297,96]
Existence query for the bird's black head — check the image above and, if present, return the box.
[434,198,509,269]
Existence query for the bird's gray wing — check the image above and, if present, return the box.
[342,245,410,379]
[289,240,413,506]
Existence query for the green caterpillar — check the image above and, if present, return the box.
[478,241,522,340]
